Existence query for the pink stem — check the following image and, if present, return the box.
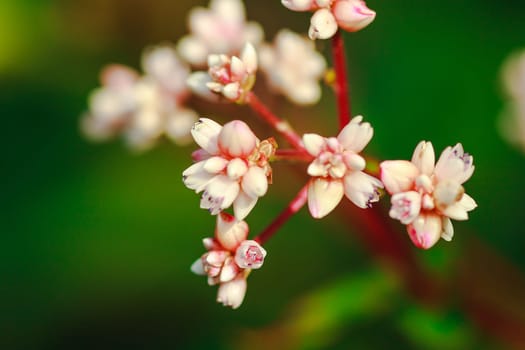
[331,30,351,130]
[254,183,309,245]
[246,92,305,151]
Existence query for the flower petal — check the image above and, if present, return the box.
[389,191,421,224]
[411,141,435,176]
[380,160,419,194]
[303,133,326,156]
[215,212,249,251]
[309,9,338,40]
[241,166,268,198]
[307,178,344,218]
[191,118,222,155]
[337,115,373,153]
[332,0,376,33]
[190,258,205,275]
[218,120,257,157]
[217,276,247,309]
[407,214,443,249]
[441,217,454,242]
[233,190,259,220]
[343,171,383,208]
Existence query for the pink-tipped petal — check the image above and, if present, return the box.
[380,160,419,194]
[307,178,344,218]
[218,120,257,157]
[389,191,421,224]
[215,212,249,251]
[407,214,443,250]
[281,0,316,11]
[332,0,376,33]
[235,240,267,269]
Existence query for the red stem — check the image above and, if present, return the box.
[254,183,309,245]
[331,30,351,130]
[246,92,305,151]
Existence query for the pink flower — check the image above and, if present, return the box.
[281,0,376,40]
[380,141,477,249]
[81,45,199,150]
[191,213,267,309]
[183,118,277,220]
[177,0,264,67]
[259,29,326,105]
[303,116,383,218]
[187,43,257,103]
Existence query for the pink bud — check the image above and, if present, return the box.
[218,120,257,157]
[215,212,249,251]
[407,214,442,249]
[332,0,376,33]
[235,240,267,269]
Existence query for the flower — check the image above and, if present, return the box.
[177,0,264,66]
[281,0,376,40]
[259,29,326,105]
[183,118,277,220]
[303,116,383,218]
[380,141,477,249]
[499,49,525,153]
[81,45,198,150]
[187,43,257,103]
[191,213,267,309]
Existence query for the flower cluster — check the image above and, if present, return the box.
[82,45,197,150]
[191,213,266,309]
[282,0,376,39]
[381,142,477,249]
[81,0,478,309]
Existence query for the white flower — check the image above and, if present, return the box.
[303,116,383,218]
[187,43,258,103]
[380,141,477,249]
[282,0,376,40]
[177,0,264,66]
[259,29,326,105]
[190,213,265,309]
[81,46,199,150]
[183,118,276,220]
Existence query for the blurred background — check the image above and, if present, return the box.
[2,0,525,348]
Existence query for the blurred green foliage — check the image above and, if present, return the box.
[2,0,525,349]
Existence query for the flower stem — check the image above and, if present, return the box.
[274,149,314,163]
[254,183,309,245]
[246,92,305,151]
[331,30,351,130]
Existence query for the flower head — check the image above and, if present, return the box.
[282,0,376,40]
[81,45,198,149]
[259,29,326,105]
[380,141,477,249]
[177,0,264,66]
[191,213,267,309]
[303,116,383,218]
[183,118,277,220]
[187,43,258,103]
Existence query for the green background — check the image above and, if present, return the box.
[2,0,525,348]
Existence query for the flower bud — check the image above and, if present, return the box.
[217,276,247,309]
[218,120,257,157]
[235,240,267,269]
[332,0,376,32]
[215,212,249,251]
